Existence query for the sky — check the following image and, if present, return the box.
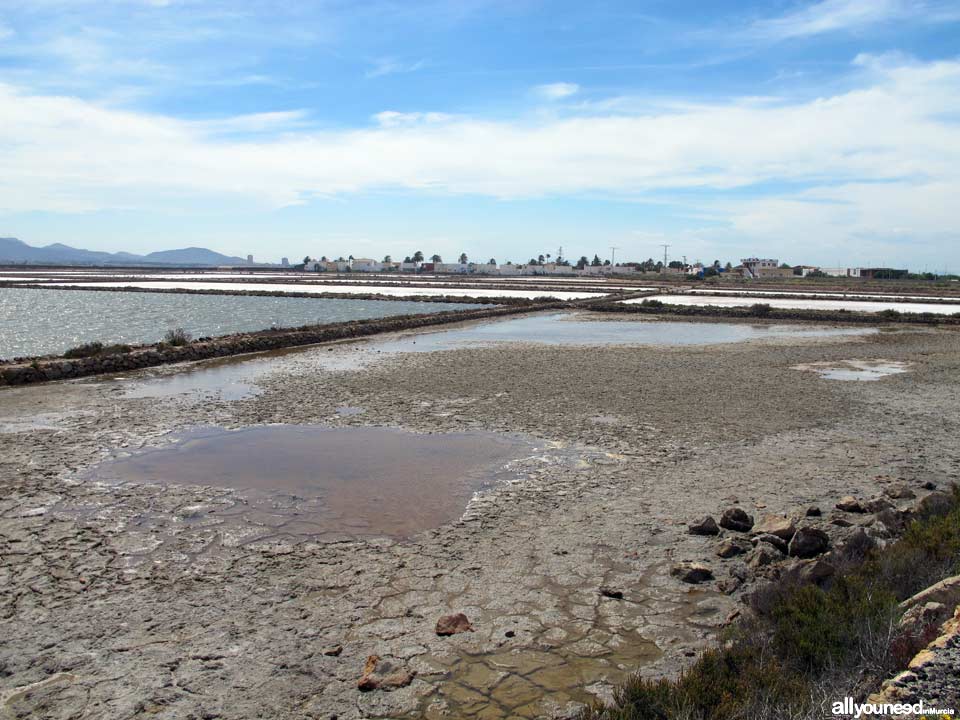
[0,1,958,270]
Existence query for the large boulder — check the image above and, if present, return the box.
[883,484,916,500]
[719,507,754,533]
[746,545,780,569]
[688,516,720,536]
[751,514,797,541]
[788,527,831,559]
[753,533,788,555]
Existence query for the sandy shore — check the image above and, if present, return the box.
[2,312,959,719]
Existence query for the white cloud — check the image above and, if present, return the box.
[533,82,579,100]
[365,57,426,79]
[0,58,958,261]
[750,0,917,40]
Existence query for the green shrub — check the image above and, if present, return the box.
[641,299,664,308]
[877,309,901,320]
[750,303,772,316]
[64,341,104,358]
[163,327,192,346]
[63,341,132,359]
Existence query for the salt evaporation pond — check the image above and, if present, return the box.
[79,425,533,540]
[43,280,605,300]
[0,287,484,359]
[622,294,960,316]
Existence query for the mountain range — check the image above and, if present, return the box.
[0,237,251,266]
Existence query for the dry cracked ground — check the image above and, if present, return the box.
[1,312,959,719]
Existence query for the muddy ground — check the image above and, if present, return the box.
[2,312,959,719]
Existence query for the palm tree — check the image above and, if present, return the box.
[431,254,442,263]
[383,255,392,263]
[488,258,496,265]
[413,250,424,262]
[303,256,312,265]
[458,252,468,264]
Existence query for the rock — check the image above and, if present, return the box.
[788,527,831,559]
[899,602,950,639]
[805,506,822,517]
[836,496,865,513]
[599,587,624,600]
[670,562,714,584]
[322,644,343,657]
[687,515,720,536]
[883,484,916,500]
[899,575,960,615]
[864,496,894,513]
[752,533,788,554]
[719,507,754,533]
[751,514,797,541]
[746,545,780,569]
[716,537,752,559]
[799,558,836,585]
[435,613,474,636]
[914,492,953,519]
[357,655,416,692]
[729,561,751,582]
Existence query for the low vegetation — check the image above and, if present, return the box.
[580,486,960,720]
[62,341,132,359]
[162,327,192,346]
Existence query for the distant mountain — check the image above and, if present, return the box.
[0,237,249,267]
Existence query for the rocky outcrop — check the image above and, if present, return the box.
[751,514,796,541]
[836,496,866,513]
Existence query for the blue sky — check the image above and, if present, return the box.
[1,1,958,270]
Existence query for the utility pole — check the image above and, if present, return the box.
[610,246,619,265]
[661,244,670,268]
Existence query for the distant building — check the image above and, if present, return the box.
[247,254,254,265]
[821,267,862,278]
[350,258,383,272]
[740,258,778,278]
[281,257,289,267]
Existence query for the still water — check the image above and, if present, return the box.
[0,287,483,359]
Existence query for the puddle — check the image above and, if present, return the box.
[76,425,534,540]
[792,359,912,381]
[335,406,365,417]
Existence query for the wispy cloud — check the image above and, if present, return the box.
[747,0,948,41]
[533,82,580,100]
[365,57,426,78]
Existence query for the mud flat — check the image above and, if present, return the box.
[2,312,959,719]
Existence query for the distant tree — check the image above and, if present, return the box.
[336,256,345,262]
[459,252,468,264]
[712,259,721,268]
[591,254,602,267]
[413,250,424,262]
[576,256,589,269]
[668,260,684,269]
[655,261,664,271]
[488,258,496,265]
[320,256,328,262]
[528,258,538,266]
[303,256,312,264]
[703,267,719,277]
[780,262,792,269]
[725,261,733,271]
[349,254,354,260]
[383,255,392,263]
[603,259,611,266]
[431,254,442,263]
[538,254,546,264]
[403,256,412,263]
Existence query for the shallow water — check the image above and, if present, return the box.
[0,287,483,359]
[792,359,911,381]
[79,425,532,539]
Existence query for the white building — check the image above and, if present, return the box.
[350,258,383,272]
[741,258,779,278]
[820,267,862,278]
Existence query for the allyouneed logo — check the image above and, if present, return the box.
[832,697,955,718]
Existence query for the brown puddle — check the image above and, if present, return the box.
[79,425,532,540]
